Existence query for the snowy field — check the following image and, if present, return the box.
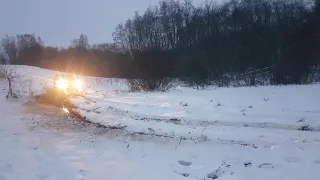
[1,65,320,180]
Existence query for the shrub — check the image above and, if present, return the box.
[126,77,175,92]
[0,65,20,98]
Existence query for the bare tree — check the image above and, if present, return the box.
[71,34,90,51]
[15,34,43,65]
[0,54,6,64]
[0,65,19,98]
[0,35,18,64]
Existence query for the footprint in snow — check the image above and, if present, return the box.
[174,160,192,178]
[207,161,232,179]
[207,167,226,179]
[284,157,304,163]
[180,173,189,177]
[178,160,192,166]
[174,171,190,177]
[79,169,87,176]
[244,161,252,167]
[77,170,87,180]
[258,163,274,169]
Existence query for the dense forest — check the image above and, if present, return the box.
[1,0,320,88]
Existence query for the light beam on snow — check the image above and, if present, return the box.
[62,107,69,114]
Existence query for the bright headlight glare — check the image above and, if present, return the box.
[56,78,69,90]
[72,79,83,90]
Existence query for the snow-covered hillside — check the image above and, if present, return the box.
[1,65,320,180]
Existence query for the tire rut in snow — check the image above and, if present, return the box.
[74,96,320,133]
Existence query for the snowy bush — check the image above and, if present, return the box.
[126,77,175,92]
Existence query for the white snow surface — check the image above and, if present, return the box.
[1,65,320,180]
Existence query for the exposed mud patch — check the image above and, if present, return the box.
[32,88,75,109]
[22,100,183,144]
[23,100,123,136]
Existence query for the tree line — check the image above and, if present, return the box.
[1,0,320,87]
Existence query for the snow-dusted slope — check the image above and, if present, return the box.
[2,65,127,96]
[1,65,320,180]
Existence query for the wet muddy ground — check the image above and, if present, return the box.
[21,99,175,144]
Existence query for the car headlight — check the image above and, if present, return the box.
[56,78,69,90]
[72,79,83,91]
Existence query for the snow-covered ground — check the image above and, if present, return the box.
[1,65,320,180]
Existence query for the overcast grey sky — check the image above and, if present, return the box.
[0,0,206,47]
